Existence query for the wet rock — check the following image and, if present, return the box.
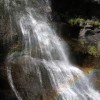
[6,54,57,100]
[84,68,100,90]
[91,69,100,90]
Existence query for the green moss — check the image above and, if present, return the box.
[97,41,100,50]
[12,45,21,52]
[8,38,23,55]
[87,45,97,56]
[79,39,84,46]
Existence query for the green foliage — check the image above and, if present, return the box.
[94,21,100,26]
[68,18,85,26]
[68,18,100,27]
[86,20,100,26]
[87,45,97,56]
[79,40,100,57]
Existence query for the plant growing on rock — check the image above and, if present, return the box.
[68,17,100,27]
[87,45,97,56]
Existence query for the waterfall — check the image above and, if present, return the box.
[5,0,100,100]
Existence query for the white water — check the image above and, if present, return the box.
[5,0,100,100]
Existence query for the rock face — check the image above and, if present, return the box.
[79,26,100,42]
[6,54,57,100]
[0,1,13,99]
[78,25,100,56]
[91,69,100,90]
[0,0,100,99]
[82,67,100,91]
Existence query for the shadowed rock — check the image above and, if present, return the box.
[6,54,57,100]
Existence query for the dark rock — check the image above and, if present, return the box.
[51,0,100,22]
[94,27,100,33]
[88,68,100,90]
[6,54,57,100]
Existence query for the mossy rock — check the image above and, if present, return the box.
[87,45,97,56]
[78,38,100,57]
[97,41,100,50]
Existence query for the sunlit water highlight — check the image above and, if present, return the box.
[5,0,100,100]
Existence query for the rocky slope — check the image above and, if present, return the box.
[0,0,100,99]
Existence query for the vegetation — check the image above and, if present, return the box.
[68,17,100,27]
[9,43,22,55]
[87,45,97,56]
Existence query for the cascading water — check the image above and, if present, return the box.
[5,0,100,100]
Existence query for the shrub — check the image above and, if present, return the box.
[68,17,100,27]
